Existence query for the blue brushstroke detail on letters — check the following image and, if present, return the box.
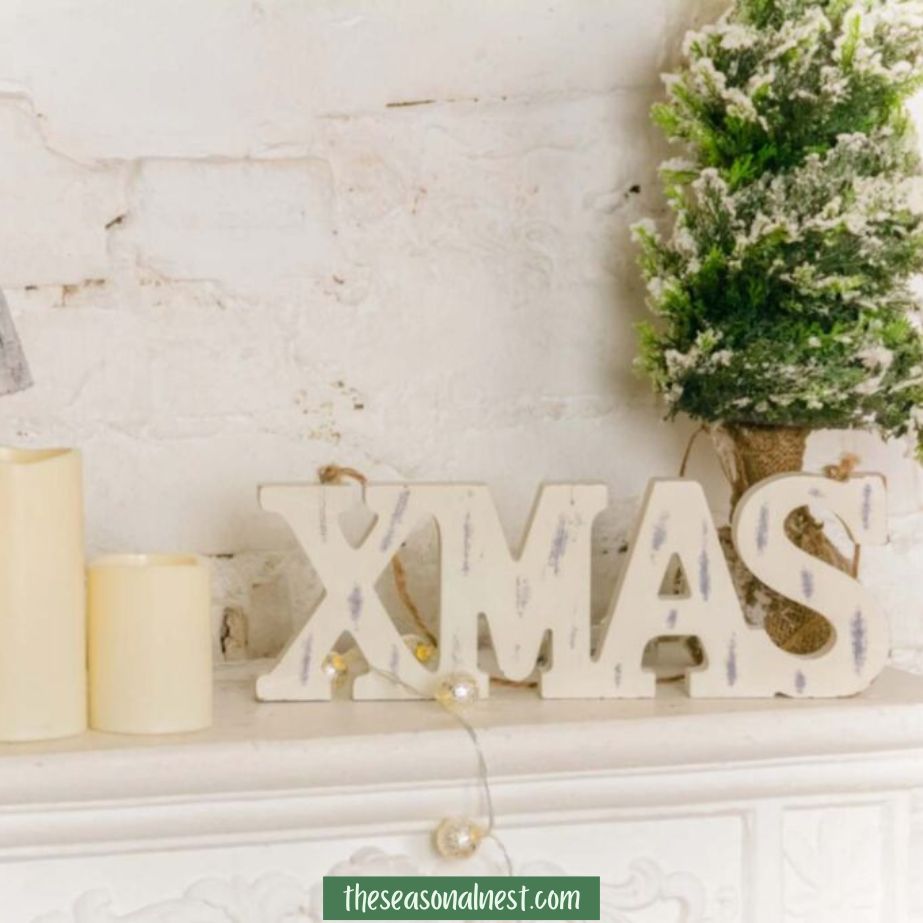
[379,489,410,552]
[851,609,867,674]
[652,514,668,554]
[699,548,711,601]
[726,635,737,687]
[800,569,814,600]
[756,504,769,553]
[862,483,872,531]
[348,585,363,627]
[548,515,569,575]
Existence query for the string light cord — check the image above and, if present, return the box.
[368,664,513,874]
[317,464,514,869]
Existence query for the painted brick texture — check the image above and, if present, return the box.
[0,0,921,666]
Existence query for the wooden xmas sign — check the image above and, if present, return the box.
[256,473,888,701]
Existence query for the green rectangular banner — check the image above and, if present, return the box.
[323,875,600,920]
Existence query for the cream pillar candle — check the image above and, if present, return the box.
[0,447,86,741]
[88,555,212,734]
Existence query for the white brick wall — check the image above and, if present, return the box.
[1,0,921,666]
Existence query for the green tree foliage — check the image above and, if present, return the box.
[634,0,923,453]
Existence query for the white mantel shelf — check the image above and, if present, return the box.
[4,663,923,797]
[0,664,923,856]
[0,664,923,923]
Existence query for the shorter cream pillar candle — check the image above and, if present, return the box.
[88,555,212,734]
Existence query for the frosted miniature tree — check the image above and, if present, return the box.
[633,0,923,455]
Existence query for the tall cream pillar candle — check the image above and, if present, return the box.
[88,555,212,734]
[0,447,86,741]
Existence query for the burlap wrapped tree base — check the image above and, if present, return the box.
[709,423,852,655]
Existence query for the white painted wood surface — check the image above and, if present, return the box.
[256,481,608,701]
[258,475,889,701]
[2,662,923,921]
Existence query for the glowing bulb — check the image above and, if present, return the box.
[321,652,348,684]
[434,672,479,708]
[433,816,484,859]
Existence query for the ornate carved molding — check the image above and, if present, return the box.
[602,859,707,921]
[32,847,733,923]
[782,804,884,922]
[32,872,308,923]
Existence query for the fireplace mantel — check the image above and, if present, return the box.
[4,663,923,922]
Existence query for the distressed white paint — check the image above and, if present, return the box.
[732,473,889,695]
[257,481,607,700]
[257,482,440,701]
[0,0,918,670]
[594,473,888,699]
[259,475,888,700]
